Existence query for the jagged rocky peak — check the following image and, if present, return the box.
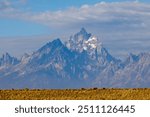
[26,38,69,65]
[0,52,19,66]
[77,27,91,40]
[138,52,150,58]
[38,38,63,53]
[0,29,150,89]
[65,28,118,64]
[66,28,102,53]
[128,53,139,62]
[125,53,150,63]
[137,52,150,63]
[22,53,30,59]
[2,52,10,59]
[50,38,63,46]
[21,53,30,64]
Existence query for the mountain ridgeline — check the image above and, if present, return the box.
[0,28,150,89]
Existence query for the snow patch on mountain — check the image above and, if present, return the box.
[0,28,149,89]
[66,28,102,53]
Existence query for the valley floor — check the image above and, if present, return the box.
[0,88,150,100]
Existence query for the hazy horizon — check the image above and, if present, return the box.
[0,0,150,58]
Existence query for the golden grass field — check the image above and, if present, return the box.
[0,88,150,100]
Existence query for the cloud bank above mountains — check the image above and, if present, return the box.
[0,0,150,58]
[1,1,150,29]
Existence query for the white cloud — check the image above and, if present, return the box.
[0,0,14,12]
[27,2,150,28]
[0,1,150,58]
[1,1,150,30]
[0,0,28,13]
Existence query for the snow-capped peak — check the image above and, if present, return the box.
[83,35,101,50]
[66,28,102,53]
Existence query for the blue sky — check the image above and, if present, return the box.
[0,0,106,37]
[0,0,150,58]
[0,0,136,37]
[0,0,150,37]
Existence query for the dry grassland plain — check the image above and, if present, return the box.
[0,88,150,100]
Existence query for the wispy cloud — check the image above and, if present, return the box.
[0,0,13,12]
[0,0,27,14]
[1,1,150,28]
[0,1,150,58]
[26,1,150,29]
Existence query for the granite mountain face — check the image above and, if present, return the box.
[0,28,149,88]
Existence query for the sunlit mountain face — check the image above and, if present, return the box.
[0,28,149,89]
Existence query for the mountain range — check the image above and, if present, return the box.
[0,28,150,89]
